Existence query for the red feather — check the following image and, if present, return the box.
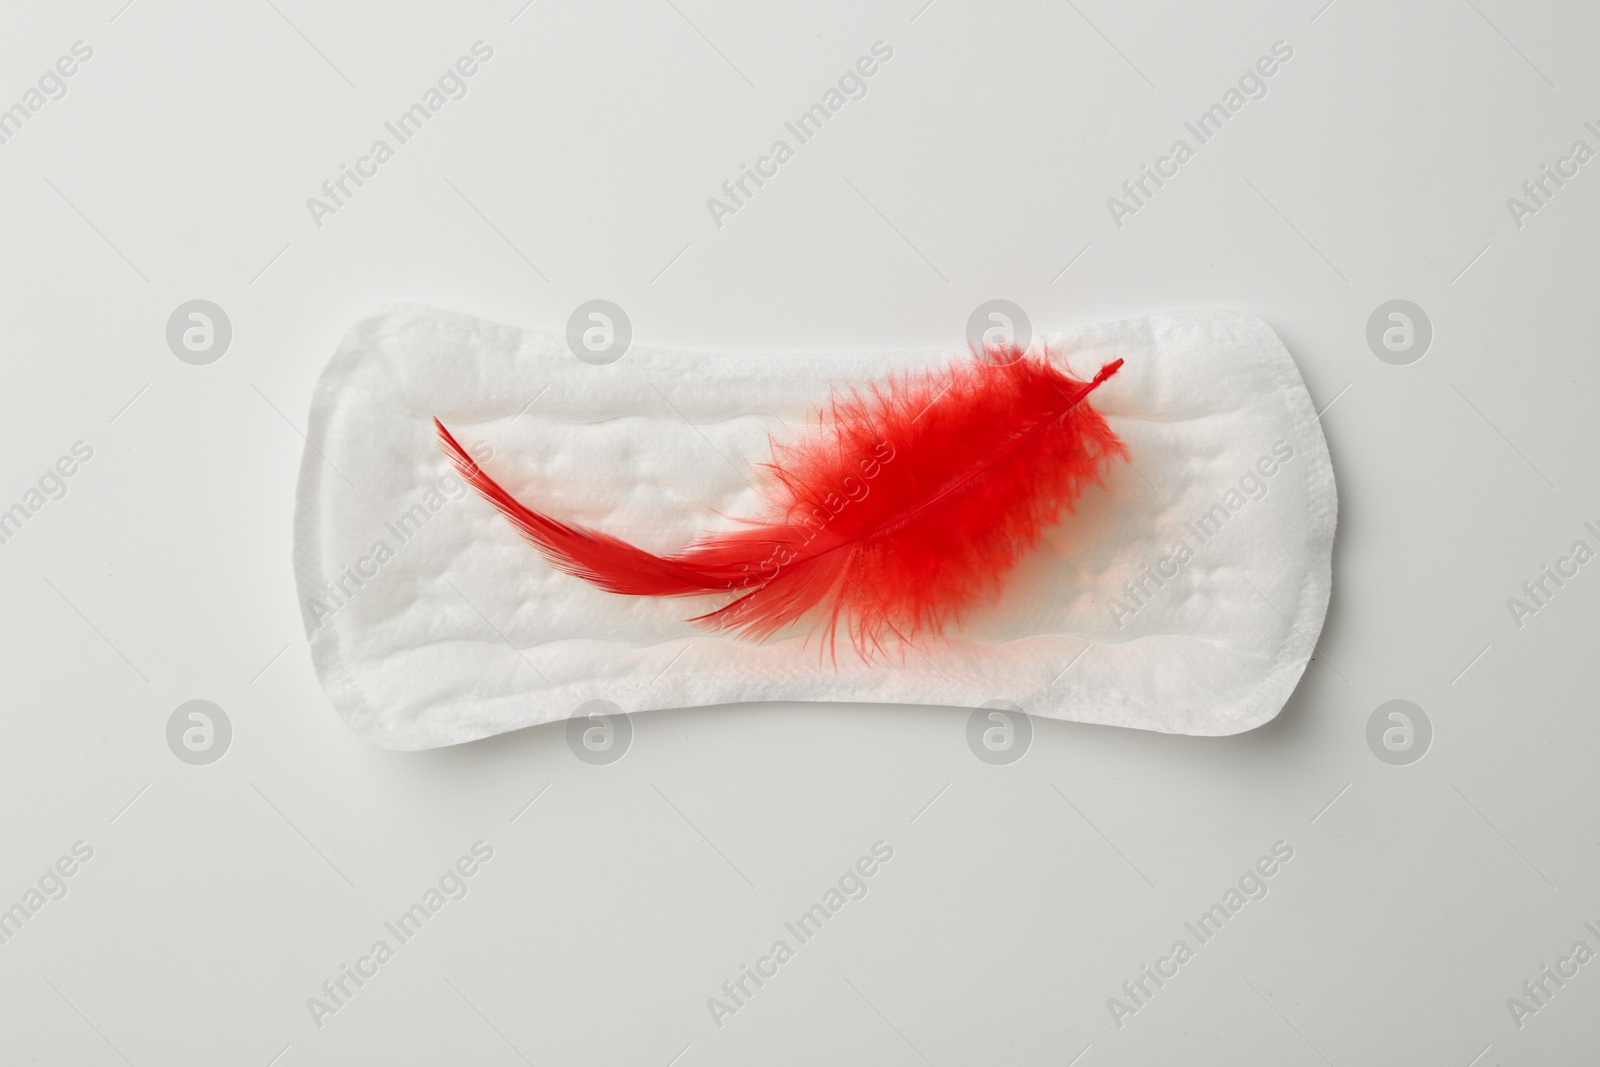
[436,346,1127,659]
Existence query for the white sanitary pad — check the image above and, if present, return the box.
[293,305,1335,749]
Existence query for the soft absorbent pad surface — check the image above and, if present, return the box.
[293,305,1336,749]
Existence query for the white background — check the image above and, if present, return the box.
[1,0,1596,1064]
